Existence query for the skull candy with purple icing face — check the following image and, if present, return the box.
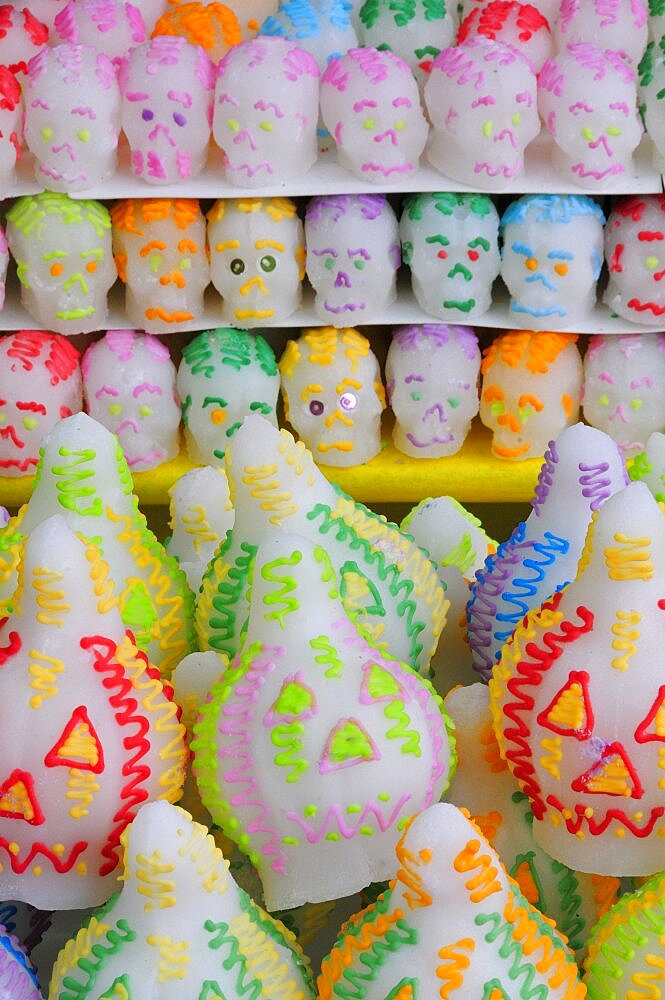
[214,36,320,188]
[538,43,643,189]
[24,43,121,193]
[425,37,539,188]
[582,333,665,458]
[320,46,429,184]
[305,194,400,326]
[400,192,500,321]
[119,35,215,185]
[81,329,181,472]
[386,324,481,459]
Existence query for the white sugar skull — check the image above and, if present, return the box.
[555,0,649,66]
[258,0,358,70]
[52,0,149,63]
[320,46,429,183]
[583,333,665,457]
[539,44,644,189]
[214,36,320,188]
[457,1,553,72]
[0,226,8,311]
[305,194,400,325]
[26,0,69,29]
[400,192,500,321]
[459,0,560,22]
[0,330,82,478]
[81,329,181,471]
[0,66,22,192]
[24,43,121,193]
[480,330,583,460]
[357,0,457,93]
[176,327,280,465]
[111,197,209,334]
[119,35,215,184]
[425,37,539,188]
[639,37,665,170]
[500,194,606,330]
[386,324,481,458]
[207,197,304,327]
[0,7,49,76]
[279,326,386,467]
[603,194,665,324]
[6,192,116,336]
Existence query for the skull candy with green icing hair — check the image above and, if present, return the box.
[192,530,455,910]
[6,193,116,337]
[47,801,315,999]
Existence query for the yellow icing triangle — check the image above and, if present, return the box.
[585,754,632,796]
[57,723,100,768]
[0,781,34,821]
[546,682,586,731]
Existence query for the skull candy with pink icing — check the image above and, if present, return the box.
[24,43,121,193]
[214,36,320,188]
[305,194,400,326]
[538,43,644,189]
[320,46,429,184]
[81,329,181,472]
[603,193,665,325]
[425,37,539,188]
[52,0,151,63]
[119,35,215,185]
[554,0,649,67]
[457,1,553,73]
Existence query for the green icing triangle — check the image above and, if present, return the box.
[272,680,315,719]
[324,719,377,767]
[385,978,418,999]
[120,580,158,646]
[99,974,133,999]
[198,983,226,1000]
[482,980,512,1000]
[365,663,401,700]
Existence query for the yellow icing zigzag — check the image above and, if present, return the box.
[436,937,475,997]
[146,933,190,982]
[610,609,641,672]
[604,533,653,581]
[453,837,503,904]
[49,915,111,987]
[31,567,70,625]
[180,505,219,555]
[175,815,229,897]
[242,463,297,527]
[28,649,65,709]
[135,850,177,911]
[66,769,101,820]
[228,910,304,998]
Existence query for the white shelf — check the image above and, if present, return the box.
[4,132,663,202]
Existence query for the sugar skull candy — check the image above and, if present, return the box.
[386,323,481,459]
[500,194,606,330]
[52,0,149,63]
[582,333,665,458]
[603,193,665,325]
[460,0,560,23]
[152,2,243,65]
[639,36,665,171]
[214,36,319,189]
[0,330,82,478]
[176,326,280,465]
[258,0,358,71]
[279,326,386,467]
[320,46,429,183]
[24,43,121,193]
[400,191,500,321]
[118,34,215,184]
[0,225,7,311]
[555,0,649,67]
[356,0,458,94]
[425,37,539,188]
[6,192,116,336]
[538,44,644,189]
[0,66,22,192]
[490,480,665,877]
[207,196,304,328]
[0,7,49,76]
[480,330,583,460]
[305,193,400,326]
[81,329,181,472]
[111,197,209,334]
[457,1,553,73]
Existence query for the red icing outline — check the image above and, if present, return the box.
[546,793,664,839]
[571,741,643,799]
[635,684,665,744]
[44,705,105,774]
[0,627,21,666]
[0,768,44,825]
[536,669,594,740]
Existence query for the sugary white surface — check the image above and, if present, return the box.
[305,193,400,326]
[166,467,235,590]
[280,327,385,467]
[386,323,481,458]
[603,193,665,326]
[554,0,649,66]
[582,333,665,458]
[258,0,358,70]
[457,1,553,72]
[0,7,49,74]
[640,40,665,171]
[52,0,150,61]
[81,329,180,471]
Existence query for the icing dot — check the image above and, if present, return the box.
[230,258,245,275]
[339,392,357,411]
[309,400,324,416]
[142,108,154,121]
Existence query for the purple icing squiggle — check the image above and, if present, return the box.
[531,437,559,517]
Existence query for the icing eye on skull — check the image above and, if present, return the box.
[230,258,245,275]
[339,392,357,411]
[309,399,324,415]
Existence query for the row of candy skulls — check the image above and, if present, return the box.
[3,27,662,198]
[3,324,664,483]
[2,190,665,339]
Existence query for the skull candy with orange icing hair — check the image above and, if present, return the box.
[479,330,583,461]
[111,197,209,334]
[151,1,243,64]
[279,326,386,467]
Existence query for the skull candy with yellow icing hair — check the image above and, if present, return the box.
[279,327,386,467]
